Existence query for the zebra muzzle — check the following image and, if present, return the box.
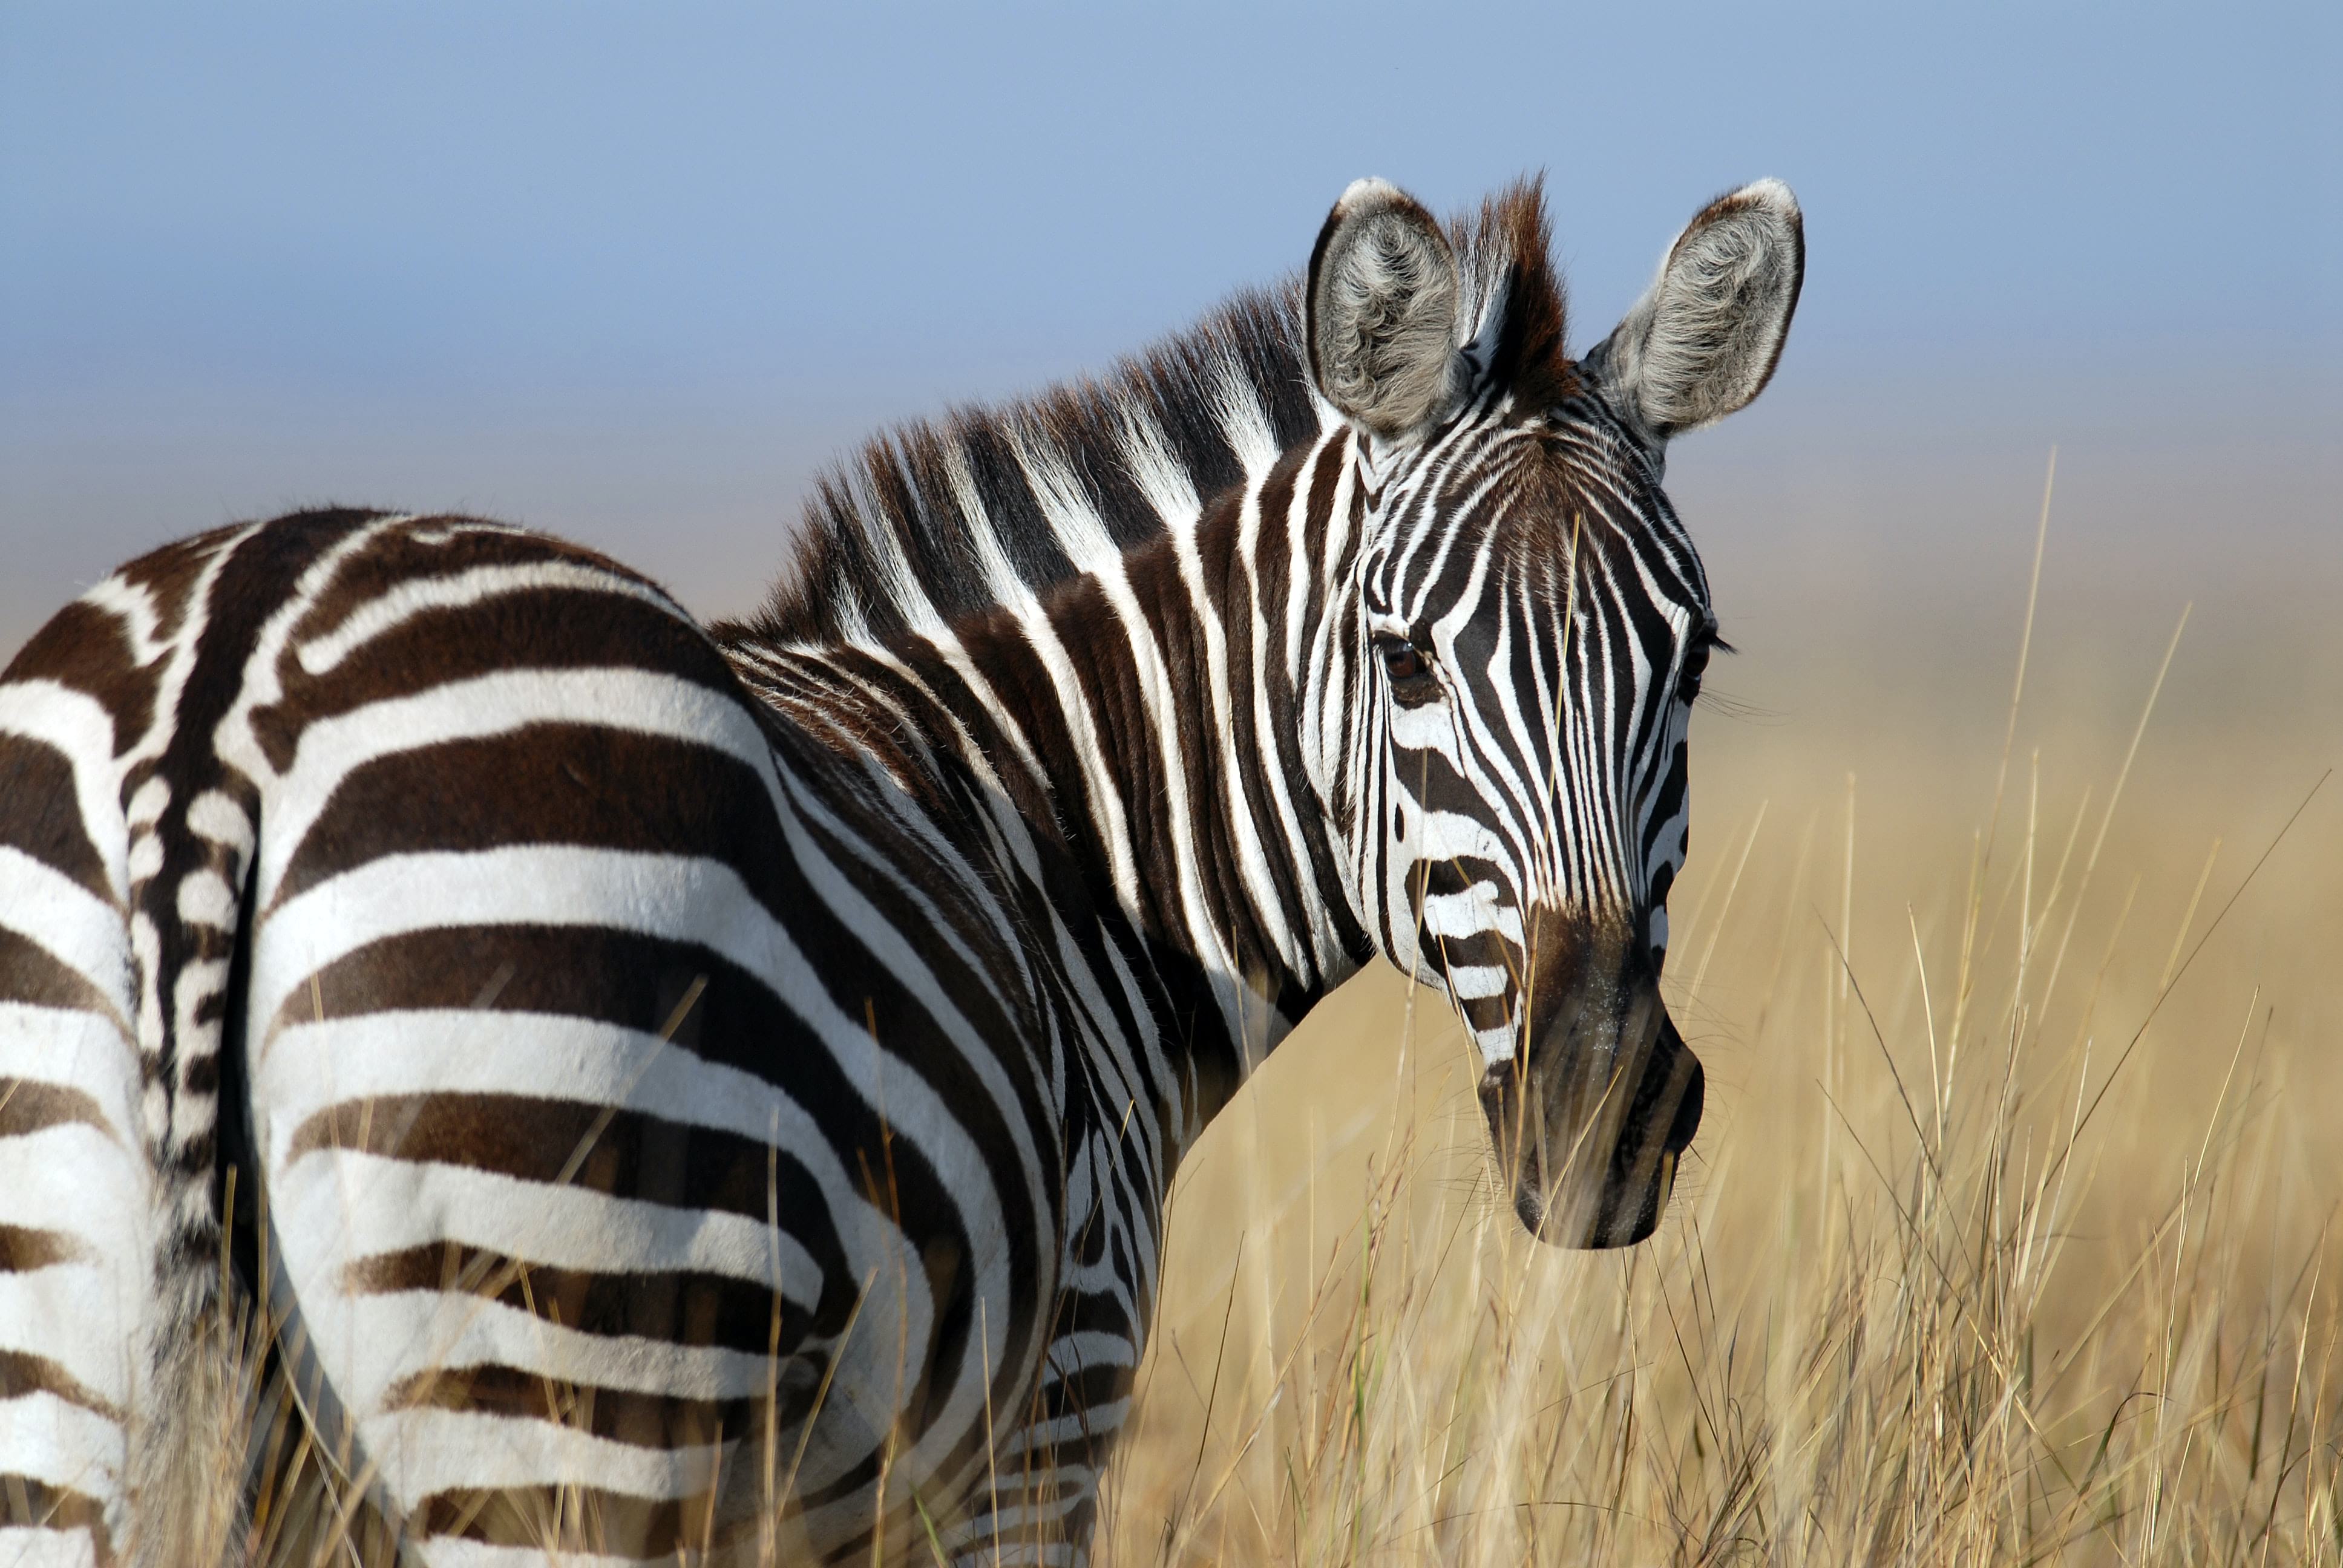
[1480,983,1703,1249]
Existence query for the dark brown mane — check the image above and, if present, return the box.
[721,181,1570,650]
[719,286,1317,648]
[1464,178,1575,412]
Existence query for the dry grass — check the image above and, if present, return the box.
[136,505,2343,1565]
[1099,527,2343,1564]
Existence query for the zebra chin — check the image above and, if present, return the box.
[1478,988,1705,1249]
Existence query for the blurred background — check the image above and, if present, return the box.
[5,3,2338,682]
[7,0,2335,1045]
[7,5,2341,1558]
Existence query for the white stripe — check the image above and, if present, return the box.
[123,777,168,832]
[1009,434,1119,575]
[1445,963,1510,1001]
[0,1266,140,1406]
[940,441,1044,610]
[998,1399,1129,1458]
[1041,1328,1137,1377]
[0,1528,101,1568]
[0,1393,123,1494]
[0,852,131,1023]
[0,1122,149,1253]
[1113,408,1201,532]
[1210,364,1281,479]
[183,789,252,855]
[297,561,686,676]
[841,456,944,630]
[1239,454,1328,979]
[0,1007,138,1129]
[289,1260,811,1405]
[174,867,237,929]
[77,572,166,662]
[365,1405,720,1504]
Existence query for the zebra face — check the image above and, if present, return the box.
[1358,471,1714,1248]
[1308,175,1802,1247]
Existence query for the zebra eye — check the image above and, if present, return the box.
[1676,639,1711,705]
[1376,635,1438,702]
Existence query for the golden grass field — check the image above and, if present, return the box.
[102,489,2343,1566]
[1098,508,2343,1565]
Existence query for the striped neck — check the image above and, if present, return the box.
[860,425,1378,1125]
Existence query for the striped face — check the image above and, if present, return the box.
[1354,406,1712,1247]
[1307,174,1801,1246]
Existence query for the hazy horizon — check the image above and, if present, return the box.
[7,1,2338,673]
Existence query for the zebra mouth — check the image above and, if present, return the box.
[1481,1007,1704,1249]
[1581,1023,1703,1247]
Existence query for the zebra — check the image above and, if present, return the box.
[0,173,1801,1564]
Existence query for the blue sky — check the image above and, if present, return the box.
[4,1,2338,647]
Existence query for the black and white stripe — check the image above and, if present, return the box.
[0,175,1800,1564]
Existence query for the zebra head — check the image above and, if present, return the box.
[1308,177,1803,1247]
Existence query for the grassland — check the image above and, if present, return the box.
[79,495,2343,1566]
[1099,514,2343,1565]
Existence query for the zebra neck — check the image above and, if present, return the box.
[927,442,1374,1106]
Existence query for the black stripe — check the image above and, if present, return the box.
[384,1361,781,1454]
[0,1080,117,1143]
[0,1348,121,1419]
[270,722,781,910]
[0,738,111,902]
[289,1092,859,1341]
[0,1471,114,1555]
[0,927,118,1022]
[352,1245,809,1362]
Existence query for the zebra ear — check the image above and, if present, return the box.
[1306,178,1464,439]
[1585,179,1804,444]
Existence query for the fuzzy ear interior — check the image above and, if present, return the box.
[1306,178,1463,438]
[1585,179,1804,445]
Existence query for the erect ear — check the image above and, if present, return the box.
[1306,178,1464,439]
[1585,179,1804,445]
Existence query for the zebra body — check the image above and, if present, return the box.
[0,176,1801,1563]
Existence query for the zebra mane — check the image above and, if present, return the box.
[727,181,1565,648]
[719,285,1311,647]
